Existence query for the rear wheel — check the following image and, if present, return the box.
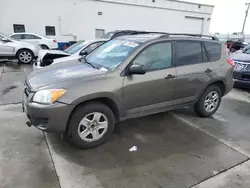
[194,85,222,117]
[65,102,115,149]
[17,49,34,64]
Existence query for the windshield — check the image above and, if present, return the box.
[243,45,250,53]
[0,32,15,41]
[64,40,91,54]
[101,32,115,39]
[86,39,141,70]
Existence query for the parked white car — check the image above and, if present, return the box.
[10,33,58,49]
[33,39,107,69]
[0,32,39,64]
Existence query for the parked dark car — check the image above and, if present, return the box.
[101,30,153,40]
[229,41,248,52]
[226,40,233,49]
[230,49,250,88]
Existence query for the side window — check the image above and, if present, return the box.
[13,24,25,33]
[204,42,221,61]
[133,42,172,72]
[176,41,203,66]
[11,34,23,40]
[83,42,104,54]
[24,34,41,39]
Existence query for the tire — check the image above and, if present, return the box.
[17,49,34,64]
[194,85,222,117]
[40,44,49,49]
[65,102,115,149]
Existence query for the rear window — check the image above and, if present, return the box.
[176,41,203,66]
[204,42,221,61]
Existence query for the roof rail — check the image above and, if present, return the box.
[128,31,168,35]
[159,33,219,41]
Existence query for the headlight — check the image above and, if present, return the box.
[33,89,66,104]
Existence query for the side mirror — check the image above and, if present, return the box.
[80,50,88,56]
[1,38,10,42]
[128,64,146,75]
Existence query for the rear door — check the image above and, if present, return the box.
[174,40,214,105]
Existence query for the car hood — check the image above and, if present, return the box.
[27,61,107,91]
[230,52,250,62]
[53,54,80,64]
[38,49,70,60]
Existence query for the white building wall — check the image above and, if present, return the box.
[1,0,213,42]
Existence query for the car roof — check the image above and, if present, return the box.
[116,33,220,43]
[117,34,164,42]
[11,32,41,36]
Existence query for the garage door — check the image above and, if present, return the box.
[185,16,203,34]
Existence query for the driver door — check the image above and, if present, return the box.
[122,41,176,115]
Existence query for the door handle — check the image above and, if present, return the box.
[205,68,212,73]
[165,74,175,79]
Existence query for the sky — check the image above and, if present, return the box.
[186,0,250,34]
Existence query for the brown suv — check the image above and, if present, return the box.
[23,33,234,148]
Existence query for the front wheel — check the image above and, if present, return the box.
[17,49,34,64]
[194,85,222,117]
[65,102,115,149]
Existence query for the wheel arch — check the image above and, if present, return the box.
[66,95,123,132]
[206,80,226,96]
[197,79,226,103]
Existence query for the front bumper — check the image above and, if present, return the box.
[22,91,74,133]
[33,61,43,70]
[233,79,250,88]
[233,71,250,88]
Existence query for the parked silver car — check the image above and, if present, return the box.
[23,33,234,149]
[0,32,39,64]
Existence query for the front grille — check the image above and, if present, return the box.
[245,64,250,70]
[24,88,29,97]
[234,61,250,71]
[24,80,33,98]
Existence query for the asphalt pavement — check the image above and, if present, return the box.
[0,62,250,188]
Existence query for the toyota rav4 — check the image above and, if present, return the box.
[23,33,234,149]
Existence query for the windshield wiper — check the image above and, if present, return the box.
[78,56,97,69]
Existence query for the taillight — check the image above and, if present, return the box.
[227,59,235,67]
[53,40,57,43]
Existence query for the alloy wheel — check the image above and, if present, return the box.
[204,91,219,112]
[19,51,32,63]
[77,112,108,142]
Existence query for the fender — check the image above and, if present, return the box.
[71,92,126,118]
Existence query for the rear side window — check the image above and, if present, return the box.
[176,41,203,66]
[24,34,41,39]
[204,42,221,61]
[11,34,23,40]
